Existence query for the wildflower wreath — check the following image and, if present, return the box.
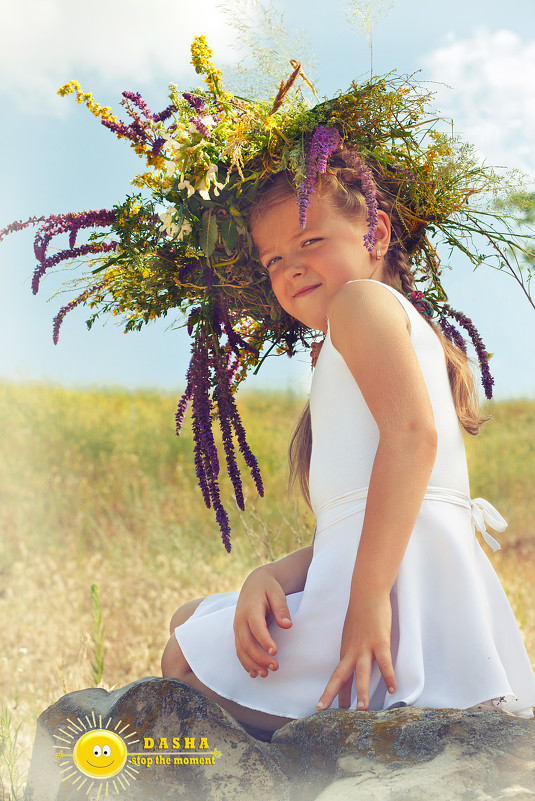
[2,36,533,550]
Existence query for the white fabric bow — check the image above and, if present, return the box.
[470,498,507,551]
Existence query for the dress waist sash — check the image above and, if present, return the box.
[314,485,507,551]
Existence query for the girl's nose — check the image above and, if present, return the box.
[283,255,305,279]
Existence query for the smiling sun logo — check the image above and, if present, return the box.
[54,712,139,795]
[73,729,128,778]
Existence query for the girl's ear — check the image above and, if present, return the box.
[374,209,391,253]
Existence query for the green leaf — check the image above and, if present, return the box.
[221,216,238,255]
[200,209,218,256]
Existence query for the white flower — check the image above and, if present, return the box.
[176,220,192,241]
[159,207,192,241]
[177,180,195,197]
[164,160,177,179]
[160,131,186,152]
[160,132,188,178]
[196,163,226,200]
[159,206,177,234]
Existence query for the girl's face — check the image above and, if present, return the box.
[251,193,388,332]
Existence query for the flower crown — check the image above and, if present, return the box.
[2,36,532,550]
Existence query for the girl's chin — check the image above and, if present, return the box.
[295,315,327,332]
[279,301,326,331]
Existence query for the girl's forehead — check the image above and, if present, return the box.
[252,193,363,253]
[252,195,334,243]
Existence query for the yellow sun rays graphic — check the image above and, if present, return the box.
[53,711,140,796]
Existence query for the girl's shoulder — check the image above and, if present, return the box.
[327,279,412,336]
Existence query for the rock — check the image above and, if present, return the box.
[271,707,535,800]
[24,677,535,801]
[23,677,287,801]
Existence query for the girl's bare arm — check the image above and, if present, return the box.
[317,281,438,711]
[257,545,314,594]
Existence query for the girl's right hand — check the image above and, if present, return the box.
[233,567,293,678]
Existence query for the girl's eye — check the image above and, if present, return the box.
[302,238,321,247]
[265,256,281,271]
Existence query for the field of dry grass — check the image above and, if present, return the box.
[0,384,533,798]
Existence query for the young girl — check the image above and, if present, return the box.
[161,160,535,735]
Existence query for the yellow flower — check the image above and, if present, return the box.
[57,80,118,126]
[190,35,214,75]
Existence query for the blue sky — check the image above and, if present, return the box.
[1,0,534,399]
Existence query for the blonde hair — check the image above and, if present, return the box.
[250,166,489,507]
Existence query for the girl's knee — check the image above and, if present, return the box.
[163,596,206,679]
[161,635,192,679]
[169,596,206,634]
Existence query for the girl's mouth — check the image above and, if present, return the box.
[294,284,320,298]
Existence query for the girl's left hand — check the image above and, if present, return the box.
[316,590,397,711]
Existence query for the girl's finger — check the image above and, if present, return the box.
[316,659,353,711]
[374,645,397,695]
[235,626,279,674]
[234,628,264,674]
[266,587,293,630]
[248,614,279,659]
[337,676,353,709]
[355,652,373,710]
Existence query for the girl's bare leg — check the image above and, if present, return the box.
[161,599,295,736]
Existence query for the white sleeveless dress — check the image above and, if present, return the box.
[175,280,535,720]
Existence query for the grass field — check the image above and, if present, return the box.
[0,384,534,798]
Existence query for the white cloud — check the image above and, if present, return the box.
[423,28,535,178]
[0,0,237,115]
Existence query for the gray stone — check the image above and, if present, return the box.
[23,677,287,801]
[271,707,535,800]
[24,677,535,801]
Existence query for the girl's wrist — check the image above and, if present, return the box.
[350,571,393,600]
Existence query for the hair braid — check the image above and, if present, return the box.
[373,184,415,298]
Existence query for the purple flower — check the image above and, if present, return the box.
[441,306,495,399]
[122,91,153,119]
[438,317,467,353]
[178,260,199,283]
[223,318,257,357]
[229,398,264,498]
[151,137,165,156]
[393,165,417,183]
[214,356,245,512]
[298,126,341,228]
[152,103,178,123]
[216,505,232,554]
[339,147,379,252]
[175,325,264,550]
[175,387,192,435]
[101,96,151,146]
[185,335,249,550]
[187,307,201,336]
[0,215,46,244]
[212,295,224,337]
[191,115,212,140]
[191,341,220,478]
[182,92,205,114]
[205,262,214,291]
[31,209,117,294]
[52,279,109,344]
